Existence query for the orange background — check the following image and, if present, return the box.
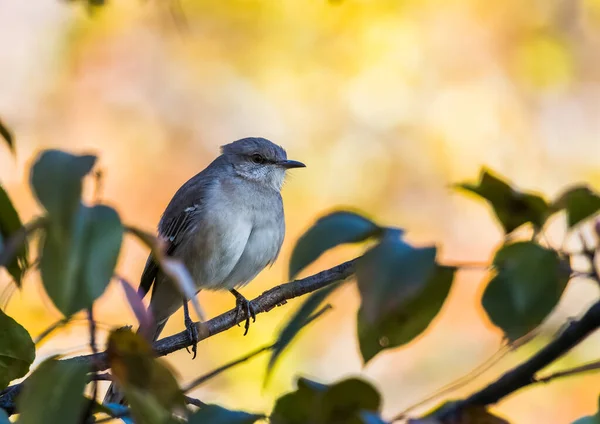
[0,1,599,422]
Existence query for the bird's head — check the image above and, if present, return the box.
[221,137,305,191]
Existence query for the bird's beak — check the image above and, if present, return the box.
[278,159,306,169]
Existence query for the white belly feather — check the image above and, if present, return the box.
[188,179,285,291]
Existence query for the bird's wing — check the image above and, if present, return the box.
[138,256,158,298]
[137,166,218,298]
[137,205,201,298]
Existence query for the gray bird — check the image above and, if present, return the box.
[144,136,304,342]
[104,137,304,405]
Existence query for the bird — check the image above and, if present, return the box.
[104,137,305,404]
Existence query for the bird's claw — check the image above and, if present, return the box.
[232,292,256,336]
[184,313,199,359]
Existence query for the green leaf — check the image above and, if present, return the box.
[320,379,381,423]
[31,150,120,317]
[573,415,600,424]
[457,168,550,233]
[271,377,381,424]
[358,265,455,363]
[0,119,14,155]
[0,309,35,390]
[356,229,437,327]
[107,328,184,412]
[289,211,382,279]
[123,387,173,424]
[30,149,96,234]
[482,241,570,341]
[17,358,90,424]
[355,230,452,363]
[572,396,600,424]
[189,404,264,424]
[266,283,341,384]
[271,380,321,424]
[40,204,123,316]
[0,184,27,286]
[553,186,600,228]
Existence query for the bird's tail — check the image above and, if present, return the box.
[102,320,167,406]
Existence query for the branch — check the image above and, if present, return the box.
[0,258,356,415]
[437,299,600,420]
[535,359,600,384]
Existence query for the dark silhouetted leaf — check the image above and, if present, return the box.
[271,377,381,424]
[457,168,550,233]
[124,387,173,424]
[107,328,184,412]
[289,211,383,279]
[571,396,600,424]
[0,119,13,155]
[458,406,510,424]
[297,377,329,392]
[0,184,27,286]
[266,283,341,383]
[0,309,35,390]
[482,241,570,341]
[189,404,264,423]
[17,358,89,424]
[31,150,116,317]
[553,186,600,228]
[358,265,455,363]
[271,378,326,424]
[320,379,381,423]
[356,229,437,326]
[455,406,510,424]
[31,149,96,234]
[40,204,123,316]
[355,230,450,363]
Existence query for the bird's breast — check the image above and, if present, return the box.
[216,196,285,290]
[190,179,285,290]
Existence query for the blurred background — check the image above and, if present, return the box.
[1,0,599,422]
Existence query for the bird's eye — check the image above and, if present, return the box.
[251,154,265,164]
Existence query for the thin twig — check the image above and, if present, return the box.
[394,329,538,420]
[182,304,333,393]
[436,300,600,421]
[83,308,99,422]
[184,396,206,408]
[182,344,274,393]
[93,169,104,203]
[34,318,69,345]
[535,359,600,383]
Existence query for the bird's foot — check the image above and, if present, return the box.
[184,313,199,359]
[231,289,256,336]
